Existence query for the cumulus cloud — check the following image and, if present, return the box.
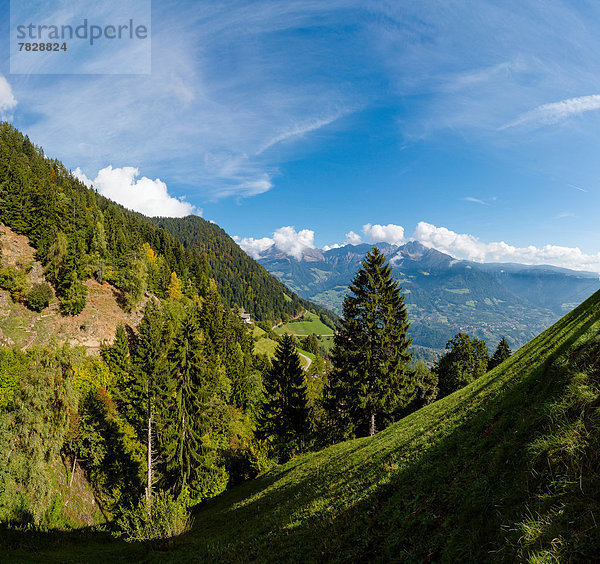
[322,224,405,251]
[413,221,600,272]
[0,75,17,117]
[74,166,197,217]
[323,230,363,251]
[362,223,406,245]
[233,236,274,259]
[235,226,315,260]
[273,226,315,259]
[237,220,600,273]
[501,94,600,129]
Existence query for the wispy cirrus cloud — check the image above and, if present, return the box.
[500,95,600,130]
[10,1,362,202]
[462,197,489,205]
[568,184,588,193]
[255,111,351,156]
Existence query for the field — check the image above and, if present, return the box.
[274,311,334,336]
[253,328,313,369]
[6,291,600,562]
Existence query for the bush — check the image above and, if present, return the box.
[115,490,192,542]
[26,282,53,312]
[0,266,28,302]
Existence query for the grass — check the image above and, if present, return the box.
[253,336,278,357]
[254,335,312,369]
[5,290,600,562]
[317,335,335,354]
[274,311,334,336]
[251,325,266,338]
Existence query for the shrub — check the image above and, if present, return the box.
[0,266,27,302]
[115,490,193,542]
[26,282,53,312]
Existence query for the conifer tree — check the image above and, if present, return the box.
[325,247,413,438]
[164,311,204,498]
[167,271,183,300]
[434,333,489,398]
[60,271,87,315]
[260,334,309,457]
[199,279,225,353]
[102,325,130,379]
[132,301,167,508]
[123,256,147,311]
[489,337,511,370]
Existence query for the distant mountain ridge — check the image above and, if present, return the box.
[257,241,600,351]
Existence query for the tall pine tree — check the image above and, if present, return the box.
[489,337,511,370]
[260,334,309,459]
[325,247,413,438]
[164,311,204,499]
[132,301,167,508]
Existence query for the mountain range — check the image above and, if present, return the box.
[256,240,600,352]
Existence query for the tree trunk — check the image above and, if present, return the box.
[69,451,77,488]
[369,409,376,436]
[146,411,153,513]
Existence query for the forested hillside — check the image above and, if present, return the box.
[0,123,340,538]
[0,122,320,325]
[154,216,338,328]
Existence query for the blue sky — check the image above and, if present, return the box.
[1,1,600,270]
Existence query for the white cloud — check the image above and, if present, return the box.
[501,94,600,129]
[273,226,315,259]
[73,166,197,217]
[237,220,600,272]
[362,223,406,245]
[568,184,588,193]
[413,221,600,272]
[256,112,349,155]
[235,226,315,260]
[462,196,489,205]
[323,230,363,251]
[345,230,363,245]
[0,76,17,117]
[233,236,274,259]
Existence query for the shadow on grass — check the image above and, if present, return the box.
[3,291,600,563]
[169,291,600,562]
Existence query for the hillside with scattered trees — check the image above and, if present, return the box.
[0,122,332,326]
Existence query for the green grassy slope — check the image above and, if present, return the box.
[5,291,600,562]
[274,311,335,336]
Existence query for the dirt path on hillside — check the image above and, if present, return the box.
[272,310,304,330]
[298,351,312,371]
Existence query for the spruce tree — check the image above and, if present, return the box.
[132,301,167,508]
[164,311,204,499]
[489,337,511,370]
[102,325,130,378]
[325,247,413,438]
[260,334,309,458]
